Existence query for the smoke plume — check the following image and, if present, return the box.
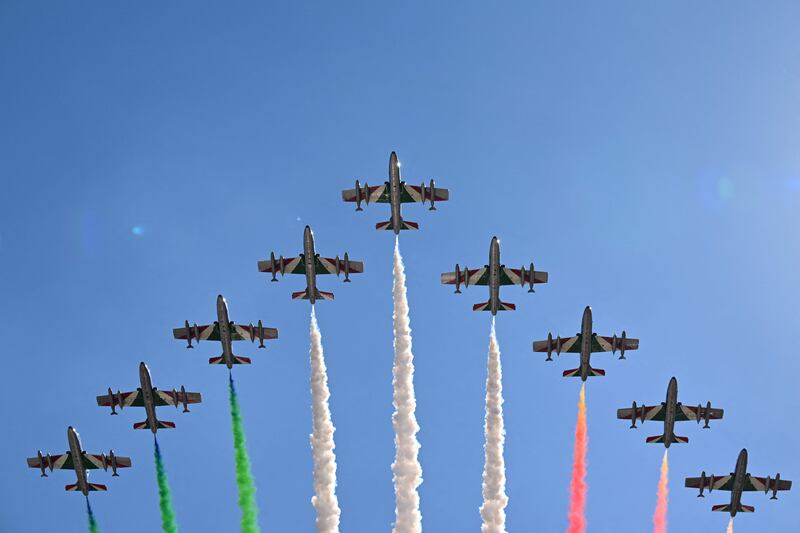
[391,238,423,533]
[85,497,100,533]
[228,374,260,533]
[154,437,178,533]
[727,518,734,533]
[479,318,508,533]
[567,384,588,533]
[309,307,342,532]
[653,449,668,533]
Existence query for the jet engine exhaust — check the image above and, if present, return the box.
[309,307,342,533]
[480,318,508,533]
[391,237,423,533]
[653,449,669,533]
[567,384,588,533]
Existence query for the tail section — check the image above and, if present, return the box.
[292,288,335,301]
[472,300,516,312]
[646,434,689,444]
[134,420,176,430]
[208,355,251,365]
[66,483,106,492]
[712,503,754,513]
[562,367,605,378]
[375,219,419,231]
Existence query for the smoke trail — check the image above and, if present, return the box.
[480,318,508,533]
[228,374,260,533]
[85,497,100,533]
[309,307,341,532]
[154,437,178,533]
[726,518,734,533]
[567,384,588,533]
[653,449,669,533]
[391,237,423,533]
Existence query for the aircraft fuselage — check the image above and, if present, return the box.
[139,362,158,434]
[216,295,234,369]
[67,426,89,496]
[389,152,402,235]
[579,306,593,381]
[303,225,318,304]
[730,449,749,517]
[488,237,501,315]
[662,377,679,448]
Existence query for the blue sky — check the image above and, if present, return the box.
[2,2,800,532]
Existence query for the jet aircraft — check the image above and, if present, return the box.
[258,225,363,304]
[533,306,638,380]
[685,449,792,516]
[173,294,278,368]
[96,362,202,433]
[26,426,131,495]
[616,376,723,447]
[341,151,449,234]
[441,236,548,315]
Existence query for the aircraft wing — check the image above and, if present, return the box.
[257,256,305,275]
[746,476,792,492]
[592,335,639,353]
[154,389,203,407]
[617,404,666,422]
[27,453,73,470]
[441,267,489,286]
[400,184,450,204]
[685,474,736,492]
[532,335,582,353]
[500,267,549,286]
[96,390,144,408]
[173,323,221,342]
[342,183,390,203]
[231,323,278,342]
[315,256,365,276]
[83,454,132,470]
[677,405,725,422]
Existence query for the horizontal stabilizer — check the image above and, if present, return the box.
[292,289,310,300]
[317,290,335,301]
[472,301,516,312]
[712,503,754,513]
[208,356,226,365]
[233,356,251,365]
[646,434,689,444]
[134,420,176,430]
[292,289,335,301]
[375,219,419,231]
[562,368,582,378]
[66,483,106,492]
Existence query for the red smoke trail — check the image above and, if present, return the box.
[653,449,669,533]
[567,384,587,533]
[726,518,733,533]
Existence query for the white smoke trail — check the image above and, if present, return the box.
[480,318,508,533]
[391,237,423,533]
[309,307,341,533]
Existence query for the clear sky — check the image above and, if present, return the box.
[2,2,799,532]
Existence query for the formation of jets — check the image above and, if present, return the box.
[26,151,792,527]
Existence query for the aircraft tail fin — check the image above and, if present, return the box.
[375,219,419,231]
[66,483,106,492]
[562,367,605,378]
[472,300,516,312]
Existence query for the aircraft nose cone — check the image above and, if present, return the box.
[670,376,678,385]
[217,294,224,301]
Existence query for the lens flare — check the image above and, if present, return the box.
[567,384,588,533]
[653,449,669,533]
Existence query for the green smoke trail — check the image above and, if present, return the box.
[85,497,100,533]
[154,437,178,533]
[228,373,260,533]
